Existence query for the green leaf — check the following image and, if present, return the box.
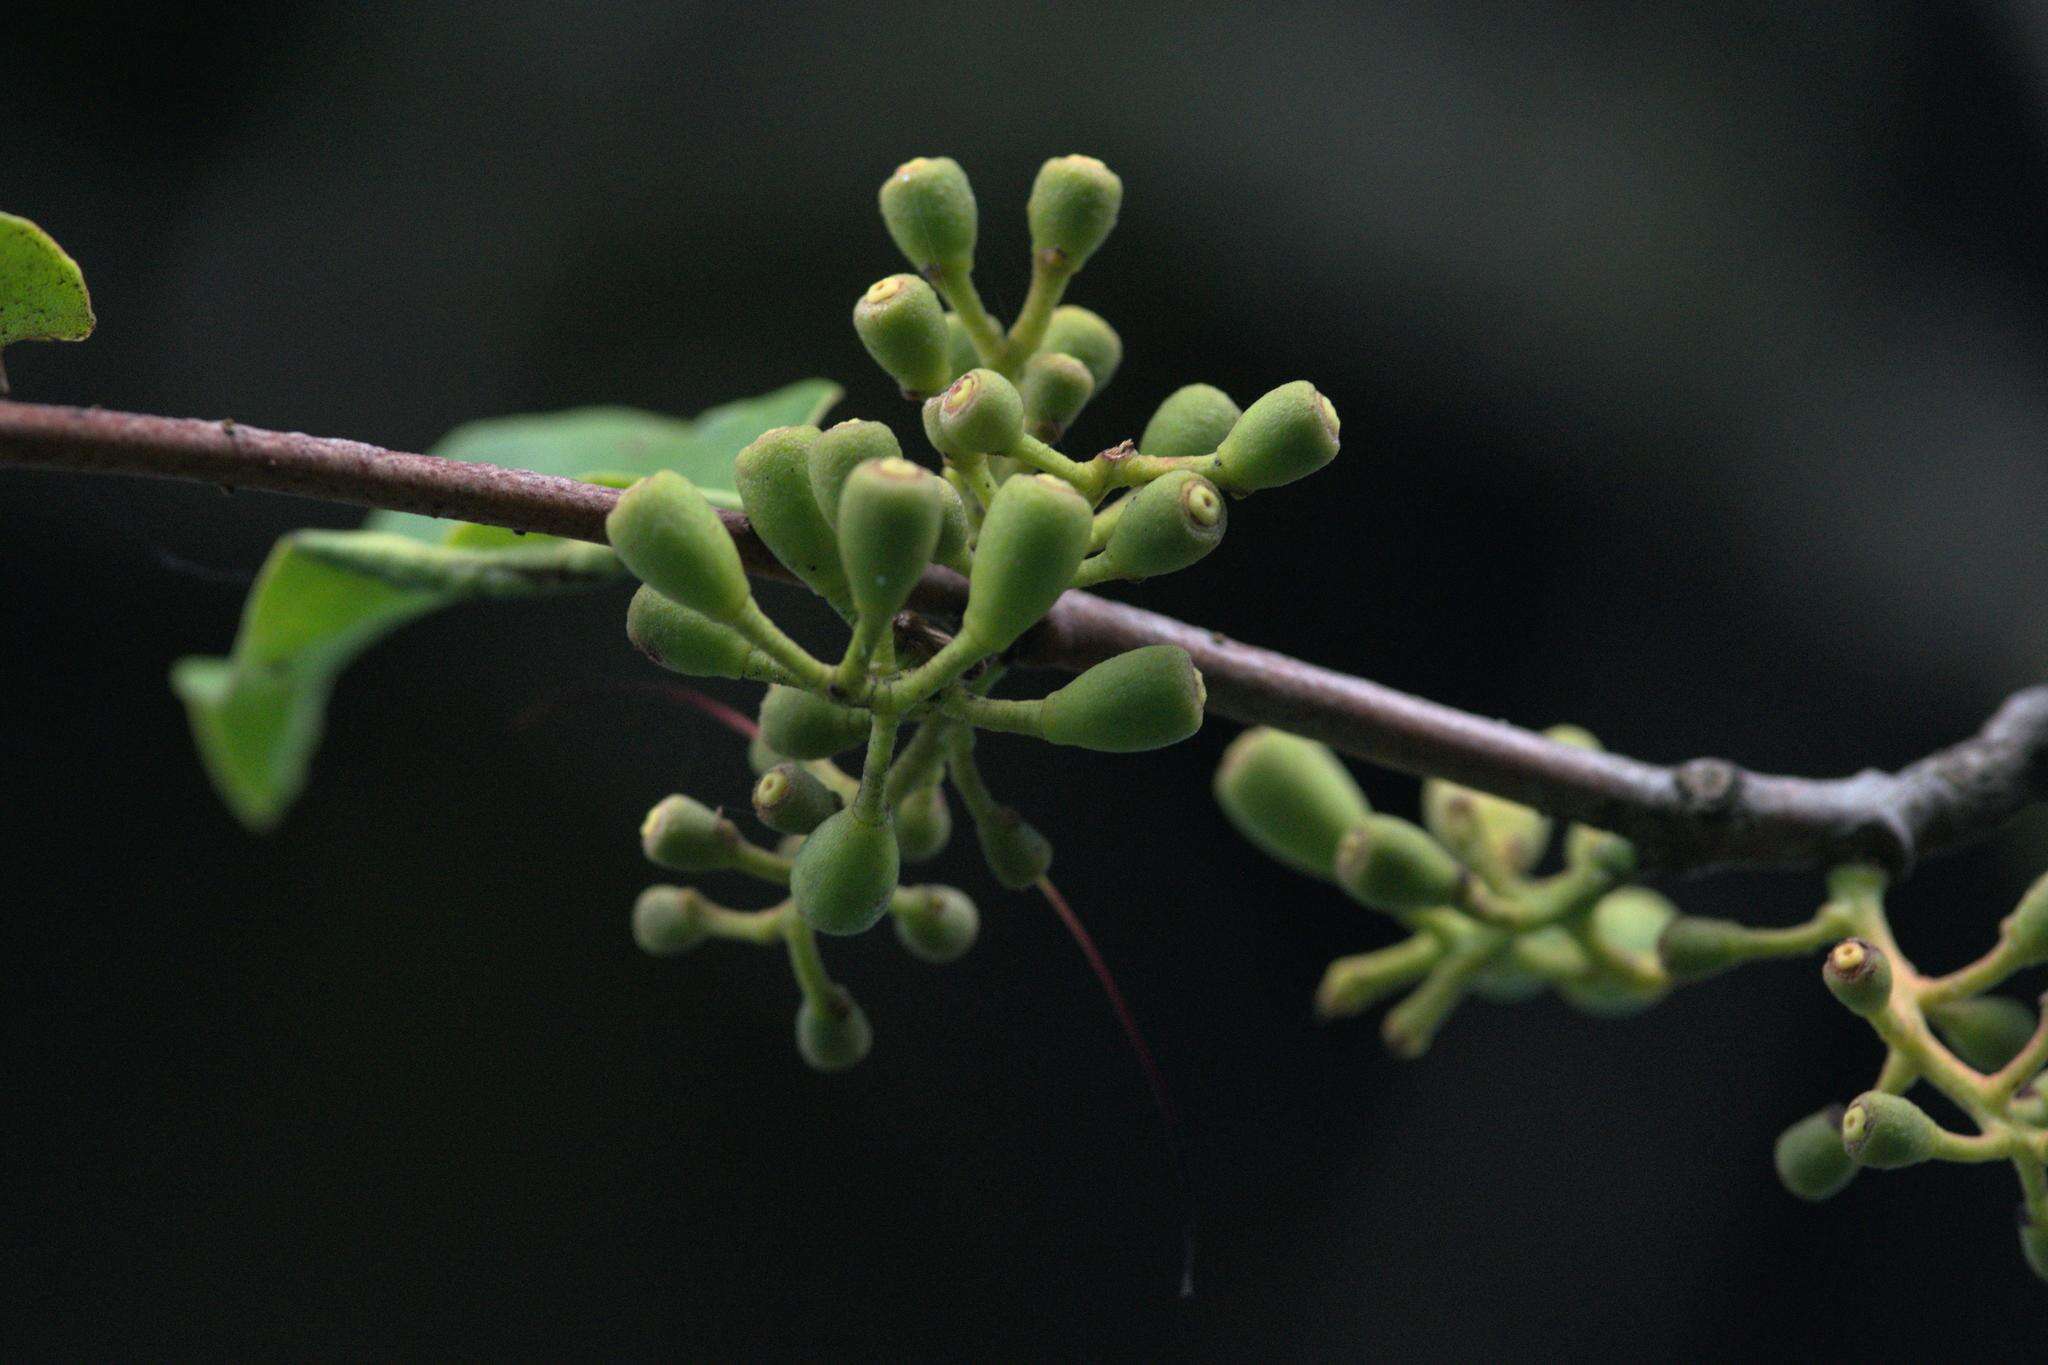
[171,381,841,830]
[0,211,95,391]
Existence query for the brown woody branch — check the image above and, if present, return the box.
[3,400,2043,875]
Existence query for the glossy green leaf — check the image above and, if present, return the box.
[171,381,841,830]
[0,211,95,390]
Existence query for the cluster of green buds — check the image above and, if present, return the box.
[612,155,1341,1069]
[1216,728,2048,1283]
[1215,724,1681,1056]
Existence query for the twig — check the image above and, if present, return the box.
[3,399,2042,875]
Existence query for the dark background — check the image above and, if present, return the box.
[6,0,2048,1356]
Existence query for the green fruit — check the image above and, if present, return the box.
[1823,938,1893,1018]
[1839,1091,1940,1169]
[734,424,850,615]
[1038,306,1121,390]
[1334,816,1465,912]
[1093,469,1226,581]
[2020,1212,2048,1284]
[929,368,1025,456]
[640,794,741,872]
[795,986,873,1072]
[1656,915,1756,983]
[808,419,903,527]
[973,805,1053,889]
[632,885,708,956]
[1213,381,1341,493]
[961,474,1091,651]
[894,784,952,862]
[1139,384,1241,458]
[1213,727,1371,879]
[894,885,979,963]
[758,686,872,760]
[791,808,900,936]
[837,458,944,626]
[878,155,977,274]
[1019,351,1095,441]
[1027,154,1122,270]
[1419,779,1549,879]
[1774,1106,1856,1201]
[853,273,951,398]
[626,585,767,680]
[1928,995,2038,1072]
[1039,645,1205,752]
[606,471,752,622]
[752,763,839,836]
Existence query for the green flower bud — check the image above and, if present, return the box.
[791,808,900,936]
[1093,469,1227,581]
[632,885,709,956]
[1839,1090,1940,1169]
[1565,822,1638,880]
[1019,351,1095,442]
[932,475,972,572]
[752,763,839,836]
[929,368,1025,457]
[853,274,951,398]
[1419,780,1550,880]
[1027,154,1123,271]
[894,884,979,963]
[758,685,872,760]
[1656,915,1756,983]
[1213,381,1341,493]
[973,805,1053,890]
[734,425,851,615]
[626,585,766,680]
[795,985,873,1072]
[1557,889,1676,1017]
[1038,306,1121,390]
[1927,995,2038,1073]
[807,419,902,527]
[1213,727,1372,879]
[747,733,786,777]
[1037,645,1205,752]
[2000,871,2048,965]
[1823,938,1893,1018]
[837,457,944,626]
[894,784,952,862]
[2020,1211,2048,1284]
[1139,384,1241,458]
[1773,1106,1856,1201]
[606,471,751,622]
[943,313,981,382]
[1467,960,1547,1005]
[1334,816,1465,912]
[961,474,1091,651]
[878,155,977,275]
[640,794,742,872]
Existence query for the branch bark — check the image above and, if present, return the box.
[4,400,2043,875]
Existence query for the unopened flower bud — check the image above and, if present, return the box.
[626,585,768,680]
[929,368,1025,456]
[1139,384,1242,458]
[1657,915,1756,983]
[640,794,742,872]
[878,156,977,275]
[1774,1105,1856,1201]
[808,419,903,527]
[1334,816,1464,912]
[853,274,951,398]
[1213,727,1371,879]
[758,685,871,760]
[1092,469,1227,581]
[894,884,979,963]
[1823,938,1893,1017]
[1558,889,1676,1017]
[1213,381,1340,493]
[943,313,981,382]
[1420,779,1550,879]
[735,425,851,615]
[796,985,873,1072]
[1839,1090,1940,1168]
[1019,351,1095,441]
[1927,995,2038,1072]
[632,885,709,956]
[894,784,952,862]
[1038,306,1121,390]
[972,804,1053,890]
[791,808,900,936]
[752,763,839,836]
[961,474,1091,652]
[837,458,944,627]
[606,471,752,622]
[1037,645,1205,753]
[1027,154,1122,271]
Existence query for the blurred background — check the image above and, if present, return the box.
[6,0,2048,1355]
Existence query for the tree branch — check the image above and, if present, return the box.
[3,400,2042,875]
